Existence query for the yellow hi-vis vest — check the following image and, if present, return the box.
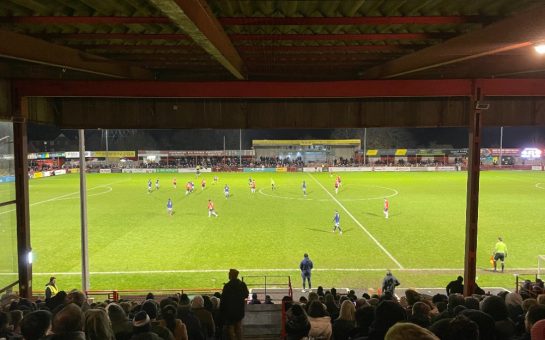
[46,284,58,298]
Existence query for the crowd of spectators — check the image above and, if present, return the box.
[282,278,545,340]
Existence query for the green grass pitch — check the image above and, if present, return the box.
[2,171,545,293]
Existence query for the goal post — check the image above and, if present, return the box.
[538,255,545,279]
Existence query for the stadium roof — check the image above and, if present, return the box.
[253,139,361,146]
[0,0,544,81]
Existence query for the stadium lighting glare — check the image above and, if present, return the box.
[535,43,545,54]
[27,250,33,265]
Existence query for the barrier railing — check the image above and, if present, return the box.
[515,273,540,297]
[85,288,221,303]
[0,280,18,295]
[241,275,293,300]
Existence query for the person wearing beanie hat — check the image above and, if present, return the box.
[141,300,174,340]
[220,268,249,340]
[132,311,161,340]
[21,310,52,340]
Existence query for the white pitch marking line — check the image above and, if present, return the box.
[0,180,127,216]
[0,267,539,276]
[536,183,545,190]
[308,173,403,269]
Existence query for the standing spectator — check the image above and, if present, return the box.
[493,237,508,272]
[131,311,161,340]
[446,276,464,295]
[48,303,86,339]
[381,271,400,296]
[300,253,313,293]
[159,305,188,340]
[220,269,249,340]
[45,276,58,301]
[106,303,133,340]
[141,300,174,340]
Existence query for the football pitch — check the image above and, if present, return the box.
[3,170,545,293]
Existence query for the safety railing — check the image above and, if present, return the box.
[0,280,18,295]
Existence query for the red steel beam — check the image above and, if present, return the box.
[38,32,448,41]
[13,79,472,98]
[0,15,492,26]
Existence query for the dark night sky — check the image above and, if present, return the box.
[28,124,545,150]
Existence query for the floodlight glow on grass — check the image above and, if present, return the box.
[535,43,545,54]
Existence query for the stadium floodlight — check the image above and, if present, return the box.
[535,43,545,54]
[521,147,542,159]
[27,250,33,265]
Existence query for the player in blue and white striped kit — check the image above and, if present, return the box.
[147,179,152,193]
[166,198,173,216]
[224,184,230,198]
[302,180,307,196]
[332,210,342,234]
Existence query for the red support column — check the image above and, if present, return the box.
[13,97,32,298]
[464,85,483,296]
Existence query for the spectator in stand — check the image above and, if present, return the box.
[8,309,22,335]
[433,294,465,323]
[131,311,161,340]
[532,319,545,340]
[443,314,479,340]
[285,304,311,340]
[0,311,18,340]
[332,300,356,340]
[47,303,86,340]
[141,300,174,340]
[385,322,439,340]
[106,303,133,340]
[446,276,464,295]
[409,301,432,328]
[68,290,89,312]
[249,293,261,305]
[84,309,116,340]
[460,309,496,340]
[480,295,516,340]
[159,305,188,340]
[190,295,214,339]
[367,300,407,340]
[264,295,274,304]
[324,293,339,321]
[350,305,375,339]
[505,292,525,333]
[518,304,545,340]
[20,310,52,340]
[220,268,249,340]
[307,300,332,340]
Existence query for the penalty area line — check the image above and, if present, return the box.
[307,173,403,269]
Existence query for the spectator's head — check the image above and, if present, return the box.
[68,290,86,307]
[142,300,158,320]
[385,322,439,340]
[480,295,508,321]
[447,294,465,313]
[523,298,538,313]
[106,303,127,324]
[412,301,431,318]
[191,295,204,308]
[265,295,273,304]
[526,304,545,332]
[132,311,151,333]
[9,310,22,330]
[307,300,327,318]
[464,297,480,310]
[228,268,239,280]
[505,292,523,308]
[461,309,496,340]
[307,292,319,303]
[252,293,258,300]
[370,301,407,337]
[355,305,374,332]
[145,292,154,300]
[304,253,308,258]
[537,294,545,305]
[20,310,52,340]
[457,276,463,283]
[85,309,115,340]
[404,289,421,306]
[52,303,84,333]
[202,295,213,310]
[179,293,190,306]
[210,296,220,310]
[444,315,479,340]
[338,300,355,321]
[289,304,307,317]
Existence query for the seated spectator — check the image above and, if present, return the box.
[285,304,311,340]
[307,300,332,340]
[190,295,214,338]
[20,310,52,340]
[249,293,261,305]
[464,296,480,310]
[367,300,406,340]
[409,301,432,328]
[0,311,19,339]
[350,306,374,338]
[159,305,187,340]
[460,309,496,340]
[443,315,479,340]
[131,311,161,340]
[68,290,89,312]
[316,286,324,297]
[385,322,439,340]
[519,304,545,340]
[84,309,115,340]
[480,295,516,340]
[264,295,274,304]
[106,303,133,340]
[141,300,174,340]
[433,294,464,322]
[9,310,23,335]
[176,303,204,340]
[324,293,339,320]
[532,319,545,340]
[332,300,356,340]
[46,303,85,340]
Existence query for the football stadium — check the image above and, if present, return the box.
[2,0,545,339]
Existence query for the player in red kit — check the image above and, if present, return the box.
[173,178,177,189]
[208,199,218,217]
[250,180,256,193]
[201,178,206,191]
[336,175,342,187]
[334,179,339,194]
[384,198,389,219]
